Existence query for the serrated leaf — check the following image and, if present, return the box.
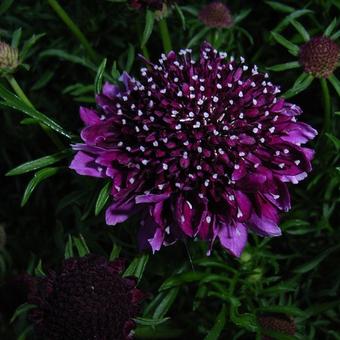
[123,253,149,282]
[0,84,71,138]
[95,58,107,94]
[325,18,337,37]
[141,10,155,48]
[134,317,170,326]
[19,33,45,62]
[10,303,35,323]
[230,298,258,332]
[6,149,71,176]
[271,32,299,56]
[153,287,179,319]
[267,61,300,72]
[204,304,227,340]
[328,74,340,97]
[64,234,74,259]
[73,234,90,257]
[95,182,111,215]
[21,167,59,206]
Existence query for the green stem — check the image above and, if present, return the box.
[47,0,97,61]
[320,78,332,133]
[159,18,172,52]
[7,76,65,150]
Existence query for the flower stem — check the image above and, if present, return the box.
[159,18,172,52]
[47,0,97,61]
[320,78,332,133]
[7,76,65,150]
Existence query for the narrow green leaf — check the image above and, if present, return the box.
[326,133,340,150]
[123,253,149,282]
[6,149,71,176]
[271,32,299,56]
[73,234,90,257]
[284,73,314,98]
[294,244,340,273]
[187,27,210,48]
[21,167,59,206]
[328,74,340,97]
[233,8,252,25]
[330,30,340,40]
[109,243,121,261]
[10,303,35,323]
[134,317,170,327]
[257,305,305,317]
[141,10,155,48]
[94,58,107,94]
[204,304,227,340]
[34,259,46,277]
[125,44,135,73]
[267,61,300,72]
[324,18,337,37]
[290,20,310,42]
[17,325,34,340]
[153,287,180,319]
[19,33,45,62]
[265,1,295,13]
[175,3,186,30]
[272,9,313,34]
[64,234,74,259]
[0,0,14,15]
[11,28,22,48]
[95,182,111,216]
[0,84,71,138]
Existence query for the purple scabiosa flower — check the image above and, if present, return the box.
[199,2,233,28]
[258,314,296,339]
[299,36,339,78]
[70,42,317,257]
[28,255,144,340]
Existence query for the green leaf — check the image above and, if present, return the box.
[267,61,300,72]
[290,20,310,42]
[64,234,74,259]
[109,243,121,261]
[324,18,337,37]
[94,58,107,94]
[19,33,45,62]
[73,234,90,257]
[153,287,180,319]
[271,32,299,56]
[0,84,71,138]
[265,1,295,13]
[10,303,35,323]
[230,298,258,332]
[233,8,252,25]
[204,304,227,340]
[257,305,305,317]
[284,73,314,98]
[134,317,170,327]
[125,44,135,73]
[95,182,111,215]
[123,253,149,282]
[21,167,59,206]
[0,0,14,15]
[11,28,22,48]
[141,10,155,48]
[175,3,186,30]
[328,74,340,97]
[272,9,313,34]
[6,149,71,176]
[34,259,46,277]
[326,133,340,150]
[294,244,340,274]
[187,27,210,48]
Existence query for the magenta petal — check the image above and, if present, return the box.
[148,227,164,254]
[105,200,135,226]
[69,151,105,178]
[218,223,247,257]
[249,213,282,236]
[102,82,120,99]
[135,193,170,204]
[79,107,100,126]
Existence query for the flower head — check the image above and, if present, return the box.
[258,314,296,339]
[299,36,339,78]
[199,2,233,28]
[70,42,316,257]
[0,41,19,75]
[28,255,143,340]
